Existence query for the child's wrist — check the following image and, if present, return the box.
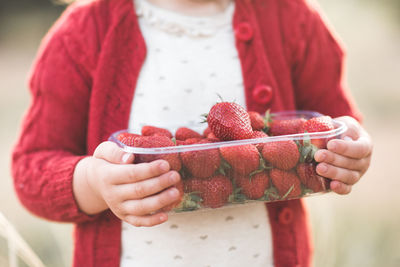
[73,156,108,215]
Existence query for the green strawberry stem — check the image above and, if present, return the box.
[200,114,208,123]
[281,185,294,200]
[299,135,319,163]
[218,158,232,176]
[261,186,280,201]
[249,155,271,178]
[174,193,202,212]
[229,188,247,204]
[262,109,273,134]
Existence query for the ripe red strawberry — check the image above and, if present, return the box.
[296,163,330,192]
[133,135,181,171]
[206,137,220,143]
[220,144,260,176]
[117,132,141,146]
[251,130,269,152]
[303,116,334,148]
[181,140,221,178]
[251,131,269,139]
[141,125,173,138]
[269,118,306,136]
[262,140,300,170]
[207,102,253,141]
[175,140,187,146]
[161,180,184,212]
[184,177,205,193]
[248,111,266,131]
[270,169,302,198]
[207,132,218,140]
[175,127,202,141]
[203,127,212,137]
[183,137,204,145]
[235,171,270,200]
[200,175,233,208]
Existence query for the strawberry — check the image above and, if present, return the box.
[161,180,184,212]
[262,140,300,170]
[184,177,205,193]
[269,118,306,136]
[203,127,212,138]
[175,127,202,141]
[181,140,221,178]
[235,171,270,200]
[183,137,204,145]
[117,132,141,146]
[296,163,330,192]
[175,140,187,146]
[199,175,233,208]
[133,135,181,171]
[207,102,253,141]
[207,132,218,140]
[251,130,269,152]
[206,137,221,143]
[248,111,266,131]
[220,144,260,176]
[141,125,173,138]
[270,169,302,199]
[251,130,269,139]
[303,116,334,148]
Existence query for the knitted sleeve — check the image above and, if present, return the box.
[282,0,362,121]
[11,3,100,223]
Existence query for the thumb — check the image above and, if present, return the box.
[93,141,134,164]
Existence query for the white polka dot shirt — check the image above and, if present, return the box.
[122,1,273,266]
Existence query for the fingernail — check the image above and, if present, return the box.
[318,164,327,173]
[122,153,131,163]
[169,188,179,197]
[328,142,337,151]
[344,136,352,141]
[159,161,169,172]
[317,152,326,162]
[169,172,179,183]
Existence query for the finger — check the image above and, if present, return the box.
[121,187,181,216]
[335,116,361,140]
[314,149,366,171]
[330,180,352,195]
[94,141,134,164]
[316,163,360,185]
[110,159,171,184]
[116,171,180,200]
[125,213,168,227]
[327,136,371,159]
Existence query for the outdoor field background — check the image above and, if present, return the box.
[0,0,399,266]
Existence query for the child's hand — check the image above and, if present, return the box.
[313,116,372,195]
[73,141,181,227]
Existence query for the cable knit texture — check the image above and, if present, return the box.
[11,0,361,266]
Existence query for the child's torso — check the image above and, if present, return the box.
[121,1,273,266]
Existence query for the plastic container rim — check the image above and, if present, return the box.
[108,111,348,154]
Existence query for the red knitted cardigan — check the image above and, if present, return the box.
[11,0,361,266]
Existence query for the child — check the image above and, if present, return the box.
[11,0,372,266]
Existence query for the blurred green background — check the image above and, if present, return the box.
[1,0,399,266]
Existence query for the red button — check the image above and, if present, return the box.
[252,85,273,104]
[278,207,294,225]
[235,22,253,42]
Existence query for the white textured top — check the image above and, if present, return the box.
[121,0,273,266]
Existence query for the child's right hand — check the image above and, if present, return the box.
[73,141,181,227]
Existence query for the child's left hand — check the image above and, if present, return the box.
[314,116,373,195]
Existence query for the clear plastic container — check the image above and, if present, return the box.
[109,111,347,213]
